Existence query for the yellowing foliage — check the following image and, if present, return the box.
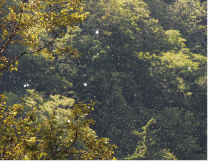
[0,93,117,160]
[0,0,89,74]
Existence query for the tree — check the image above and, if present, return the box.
[125,118,177,160]
[0,91,117,159]
[143,0,207,55]
[0,0,89,74]
[57,0,206,158]
[155,107,206,159]
[39,0,205,158]
[0,0,206,159]
[0,0,117,159]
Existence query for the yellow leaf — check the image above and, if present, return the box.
[2,34,5,40]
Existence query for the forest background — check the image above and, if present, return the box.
[0,0,207,160]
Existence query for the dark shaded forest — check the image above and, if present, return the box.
[0,0,207,159]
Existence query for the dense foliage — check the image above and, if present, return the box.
[0,0,88,73]
[0,0,116,159]
[0,93,116,159]
[0,0,207,160]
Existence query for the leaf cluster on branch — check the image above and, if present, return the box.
[0,0,89,74]
[0,93,117,160]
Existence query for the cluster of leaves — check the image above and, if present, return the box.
[144,0,207,55]
[0,92,117,160]
[0,0,89,74]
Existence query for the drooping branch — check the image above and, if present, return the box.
[0,29,62,71]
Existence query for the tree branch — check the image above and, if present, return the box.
[0,0,24,56]
[0,29,62,71]
[45,123,79,159]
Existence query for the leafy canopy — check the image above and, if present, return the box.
[0,92,117,160]
[0,0,89,73]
